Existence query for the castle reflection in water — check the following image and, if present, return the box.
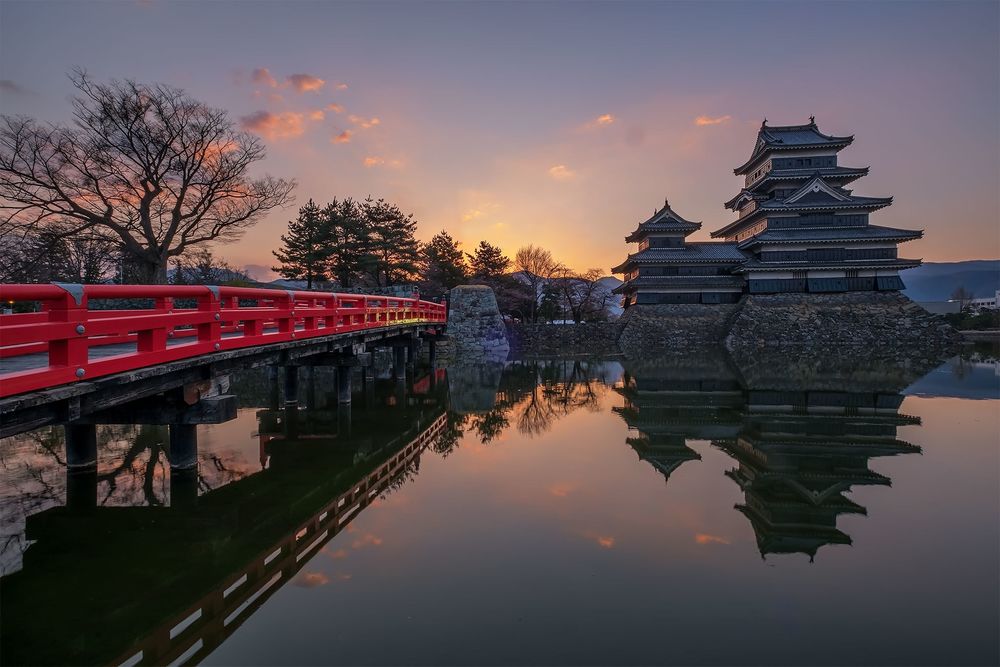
[0,347,980,666]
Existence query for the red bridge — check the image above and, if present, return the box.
[0,283,447,438]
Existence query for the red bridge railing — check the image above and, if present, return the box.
[0,284,446,398]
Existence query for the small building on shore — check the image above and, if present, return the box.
[612,118,924,307]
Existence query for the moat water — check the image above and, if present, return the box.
[1,347,998,666]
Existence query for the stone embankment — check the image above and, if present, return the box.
[724,292,960,354]
[443,285,510,359]
[507,322,623,357]
[444,286,960,359]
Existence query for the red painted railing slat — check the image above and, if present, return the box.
[0,284,445,398]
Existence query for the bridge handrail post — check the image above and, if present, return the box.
[47,284,89,372]
[138,294,173,353]
[197,286,222,349]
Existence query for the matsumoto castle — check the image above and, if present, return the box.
[613,118,921,306]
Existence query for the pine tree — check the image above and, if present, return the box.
[361,197,422,287]
[422,230,468,296]
[271,199,333,289]
[467,240,510,278]
[324,197,372,288]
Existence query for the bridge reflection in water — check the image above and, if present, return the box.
[0,368,448,667]
[0,348,955,666]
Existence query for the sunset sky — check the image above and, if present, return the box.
[1,0,997,278]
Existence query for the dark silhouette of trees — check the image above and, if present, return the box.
[515,245,562,322]
[0,225,119,284]
[272,199,333,288]
[173,248,251,285]
[360,197,421,287]
[553,267,613,323]
[421,230,467,297]
[324,198,371,288]
[0,70,295,284]
[467,240,510,278]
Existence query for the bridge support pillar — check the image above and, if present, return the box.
[393,346,407,379]
[283,366,299,405]
[65,423,98,471]
[267,366,280,409]
[169,423,198,471]
[66,467,97,510]
[337,366,353,404]
[338,403,352,439]
[302,365,316,408]
[428,339,437,367]
[170,468,199,509]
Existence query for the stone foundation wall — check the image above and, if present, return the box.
[507,322,623,357]
[447,286,958,359]
[446,285,509,358]
[617,303,741,354]
[724,292,960,353]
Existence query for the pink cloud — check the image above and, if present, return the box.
[694,114,732,126]
[349,115,381,129]
[332,130,352,144]
[293,571,330,588]
[240,111,306,140]
[694,533,730,545]
[327,103,345,113]
[363,156,402,168]
[308,110,325,121]
[251,67,278,88]
[287,73,325,92]
[548,164,575,181]
[336,83,349,90]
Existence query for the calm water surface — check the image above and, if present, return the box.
[1,349,998,666]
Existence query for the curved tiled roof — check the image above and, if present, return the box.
[737,225,922,248]
[735,118,854,175]
[612,243,747,273]
[612,275,745,294]
[733,257,922,273]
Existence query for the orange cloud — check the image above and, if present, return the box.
[309,110,325,121]
[694,533,730,545]
[597,536,615,548]
[694,114,732,126]
[351,533,384,549]
[549,483,575,497]
[239,111,306,140]
[363,156,402,168]
[294,571,330,588]
[287,73,325,92]
[336,83,349,90]
[349,115,381,129]
[327,103,345,113]
[251,67,278,88]
[332,130,352,144]
[548,164,575,181]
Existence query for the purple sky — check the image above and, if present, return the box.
[1,0,997,278]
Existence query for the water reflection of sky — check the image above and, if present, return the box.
[0,353,997,666]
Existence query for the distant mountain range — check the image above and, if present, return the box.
[902,260,1000,301]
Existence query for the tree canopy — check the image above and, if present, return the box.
[272,199,333,288]
[0,70,295,284]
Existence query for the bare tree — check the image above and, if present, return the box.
[514,245,562,322]
[0,70,295,284]
[950,285,974,311]
[554,267,612,323]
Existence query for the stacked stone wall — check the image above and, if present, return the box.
[446,285,509,358]
[444,286,959,359]
[507,322,623,357]
[724,292,959,354]
[617,303,741,354]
